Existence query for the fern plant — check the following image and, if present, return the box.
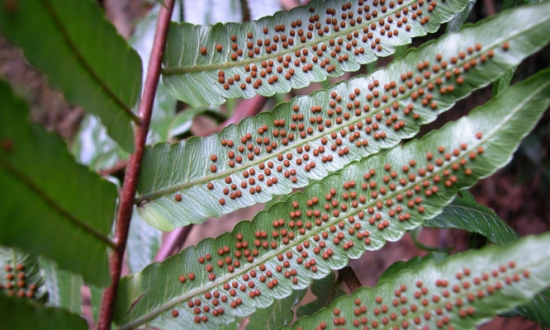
[0,0,550,329]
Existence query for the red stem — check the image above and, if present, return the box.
[96,1,175,329]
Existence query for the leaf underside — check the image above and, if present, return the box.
[289,232,550,329]
[162,0,473,107]
[0,291,87,330]
[138,1,550,230]
[40,258,83,314]
[245,287,305,330]
[0,0,142,152]
[425,190,519,244]
[114,66,550,329]
[0,81,117,287]
[0,247,47,304]
[426,191,550,325]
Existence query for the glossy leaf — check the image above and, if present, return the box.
[425,191,550,325]
[378,252,448,283]
[289,232,550,329]
[246,288,306,330]
[0,293,87,330]
[40,258,83,314]
[0,247,47,303]
[296,271,347,318]
[127,207,163,274]
[0,0,142,152]
[0,81,117,287]
[114,66,550,329]
[512,289,550,326]
[138,1,550,230]
[424,190,518,244]
[378,249,550,326]
[162,0,473,107]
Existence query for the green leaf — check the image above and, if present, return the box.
[289,232,550,329]
[424,190,519,244]
[378,250,550,326]
[40,258,83,314]
[425,191,550,325]
[378,252,448,283]
[0,81,117,287]
[162,0,473,107]
[296,271,347,318]
[71,114,130,171]
[246,288,306,330]
[113,66,550,329]
[446,0,476,32]
[0,247,47,303]
[138,1,550,230]
[0,0,142,152]
[0,292,88,330]
[127,207,163,274]
[512,289,550,326]
[89,284,103,324]
[492,67,515,95]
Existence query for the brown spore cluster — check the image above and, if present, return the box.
[211,0,441,93]
[171,127,490,324]
[303,260,528,330]
[196,41,500,207]
[0,263,38,299]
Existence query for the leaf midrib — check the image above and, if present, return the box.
[382,256,549,330]
[0,158,116,250]
[138,40,500,203]
[121,90,532,329]
[161,0,410,75]
[38,0,140,124]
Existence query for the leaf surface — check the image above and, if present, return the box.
[0,81,117,287]
[246,287,306,330]
[138,1,550,230]
[0,247,47,303]
[424,190,518,244]
[0,0,142,152]
[295,271,347,318]
[40,258,83,314]
[127,208,163,274]
[114,66,550,329]
[289,232,550,329]
[0,292,88,330]
[426,191,550,325]
[378,252,448,283]
[162,0,473,107]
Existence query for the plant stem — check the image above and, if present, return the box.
[338,266,362,293]
[96,1,175,329]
